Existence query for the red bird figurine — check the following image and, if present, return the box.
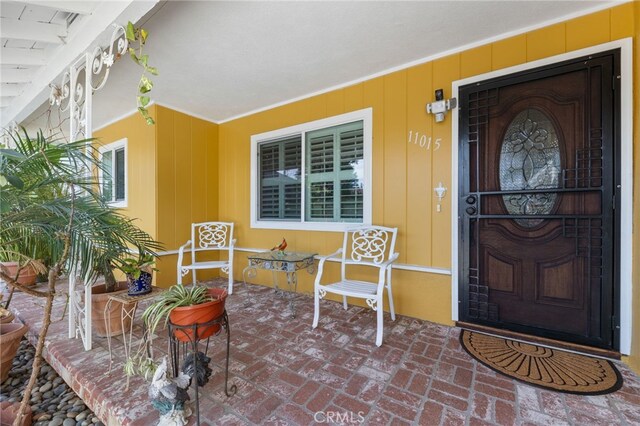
[271,238,287,252]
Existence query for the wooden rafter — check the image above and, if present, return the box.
[0,48,45,66]
[7,0,95,15]
[0,68,34,84]
[0,18,67,44]
[0,84,25,97]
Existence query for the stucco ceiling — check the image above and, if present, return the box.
[17,0,620,131]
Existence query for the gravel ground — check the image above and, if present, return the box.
[0,339,103,426]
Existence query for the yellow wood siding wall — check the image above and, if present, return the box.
[155,105,219,286]
[218,3,636,331]
[94,105,219,287]
[93,106,158,240]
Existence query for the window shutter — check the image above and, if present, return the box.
[102,150,113,201]
[258,136,301,220]
[115,148,125,201]
[339,128,363,171]
[260,185,280,218]
[309,181,334,218]
[305,121,364,222]
[308,133,334,174]
[337,124,364,221]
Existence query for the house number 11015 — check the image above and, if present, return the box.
[408,130,441,151]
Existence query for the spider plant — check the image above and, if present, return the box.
[142,285,213,337]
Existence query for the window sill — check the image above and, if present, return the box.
[251,220,370,232]
[108,201,127,209]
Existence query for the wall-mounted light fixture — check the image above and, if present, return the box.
[426,89,457,123]
[434,182,447,212]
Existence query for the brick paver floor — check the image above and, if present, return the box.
[7,278,640,425]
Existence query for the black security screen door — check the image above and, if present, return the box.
[458,50,620,349]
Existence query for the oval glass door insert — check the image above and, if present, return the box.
[499,109,561,227]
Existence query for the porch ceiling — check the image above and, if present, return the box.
[8,0,622,131]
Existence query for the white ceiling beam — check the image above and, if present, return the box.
[0,68,33,83]
[7,0,96,15]
[1,0,160,127]
[0,18,67,44]
[0,84,25,97]
[0,48,45,66]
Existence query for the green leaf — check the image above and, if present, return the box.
[0,149,25,161]
[129,50,139,64]
[140,55,148,67]
[138,107,155,125]
[125,22,136,42]
[146,67,159,76]
[140,28,148,43]
[0,175,7,187]
[139,96,150,107]
[5,174,24,189]
[138,76,153,94]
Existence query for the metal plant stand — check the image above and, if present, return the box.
[167,311,236,425]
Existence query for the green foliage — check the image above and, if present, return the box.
[142,285,213,337]
[126,21,157,125]
[124,354,157,380]
[0,129,164,286]
[119,252,157,279]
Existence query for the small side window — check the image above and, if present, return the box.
[99,139,127,208]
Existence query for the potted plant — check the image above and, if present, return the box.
[142,285,227,343]
[0,129,163,424]
[90,258,131,338]
[120,253,156,296]
[89,253,157,338]
[0,322,27,383]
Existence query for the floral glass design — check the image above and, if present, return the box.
[499,109,561,227]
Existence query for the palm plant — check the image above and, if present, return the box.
[0,129,163,425]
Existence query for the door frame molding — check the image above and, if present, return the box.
[450,38,633,354]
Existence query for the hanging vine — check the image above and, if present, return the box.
[125,22,158,125]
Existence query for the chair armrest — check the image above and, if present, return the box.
[177,240,192,267]
[314,248,343,286]
[379,252,399,269]
[376,252,399,291]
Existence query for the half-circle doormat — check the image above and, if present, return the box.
[460,330,623,395]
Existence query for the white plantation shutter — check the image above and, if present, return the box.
[305,121,364,222]
[258,136,302,220]
[253,110,369,229]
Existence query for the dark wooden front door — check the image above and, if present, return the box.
[459,51,620,349]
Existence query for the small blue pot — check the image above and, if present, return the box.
[127,271,153,296]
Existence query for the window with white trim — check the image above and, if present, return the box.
[99,138,127,208]
[251,108,372,231]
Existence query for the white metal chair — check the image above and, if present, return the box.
[177,222,236,293]
[312,226,399,346]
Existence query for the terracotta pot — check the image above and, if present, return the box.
[90,282,132,338]
[169,288,227,343]
[0,400,31,426]
[0,262,37,286]
[0,322,27,383]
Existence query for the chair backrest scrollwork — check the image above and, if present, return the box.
[193,222,234,249]
[343,226,397,267]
